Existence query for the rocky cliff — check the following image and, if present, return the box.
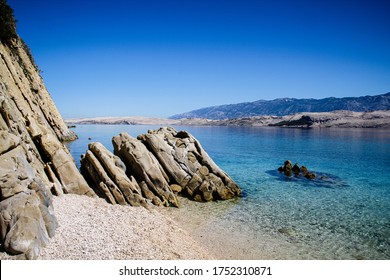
[0,36,95,259]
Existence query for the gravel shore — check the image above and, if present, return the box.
[1,194,213,260]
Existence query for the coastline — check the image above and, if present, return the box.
[66,110,390,129]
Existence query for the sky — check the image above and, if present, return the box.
[8,0,390,118]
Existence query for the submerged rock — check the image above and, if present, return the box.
[278,160,316,180]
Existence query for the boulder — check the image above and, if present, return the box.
[113,133,179,207]
[80,142,147,206]
[137,127,241,201]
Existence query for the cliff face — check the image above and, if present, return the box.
[0,38,94,259]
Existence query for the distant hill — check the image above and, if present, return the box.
[170,92,390,120]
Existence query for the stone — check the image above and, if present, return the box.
[137,127,241,201]
[38,134,95,196]
[304,173,316,179]
[0,130,20,155]
[0,191,54,259]
[0,146,33,199]
[170,184,182,193]
[81,150,126,205]
[292,163,300,175]
[113,132,179,207]
[44,163,64,195]
[81,142,147,206]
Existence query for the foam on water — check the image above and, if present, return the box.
[66,125,390,259]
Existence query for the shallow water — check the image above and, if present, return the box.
[66,125,390,259]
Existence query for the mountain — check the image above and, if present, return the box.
[170,92,390,120]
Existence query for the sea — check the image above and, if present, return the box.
[65,125,390,260]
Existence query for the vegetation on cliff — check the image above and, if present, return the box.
[0,0,17,43]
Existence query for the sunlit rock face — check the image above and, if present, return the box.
[0,38,94,259]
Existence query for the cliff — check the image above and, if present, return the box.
[0,30,95,258]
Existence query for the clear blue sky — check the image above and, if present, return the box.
[8,0,390,118]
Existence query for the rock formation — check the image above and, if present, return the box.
[0,28,94,257]
[278,160,316,179]
[137,127,241,202]
[80,127,241,207]
[113,132,180,207]
[80,142,147,207]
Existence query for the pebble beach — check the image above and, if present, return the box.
[0,194,212,260]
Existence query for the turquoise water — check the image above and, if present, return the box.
[66,125,390,259]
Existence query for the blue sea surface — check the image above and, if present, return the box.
[66,125,390,259]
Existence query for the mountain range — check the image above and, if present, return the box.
[170,92,390,120]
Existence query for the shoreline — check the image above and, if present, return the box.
[0,194,213,260]
[65,110,390,129]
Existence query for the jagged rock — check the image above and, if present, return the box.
[37,133,94,196]
[81,150,127,205]
[80,142,147,206]
[44,163,64,196]
[137,127,241,202]
[113,132,179,207]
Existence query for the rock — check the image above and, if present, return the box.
[300,165,308,174]
[113,132,179,207]
[138,127,241,201]
[279,160,293,176]
[80,142,147,206]
[0,34,93,259]
[292,163,300,175]
[170,184,183,193]
[304,173,316,179]
[81,150,127,205]
[0,191,55,259]
[0,130,20,155]
[38,133,95,196]
[44,163,64,195]
[0,146,31,199]
[278,161,317,180]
